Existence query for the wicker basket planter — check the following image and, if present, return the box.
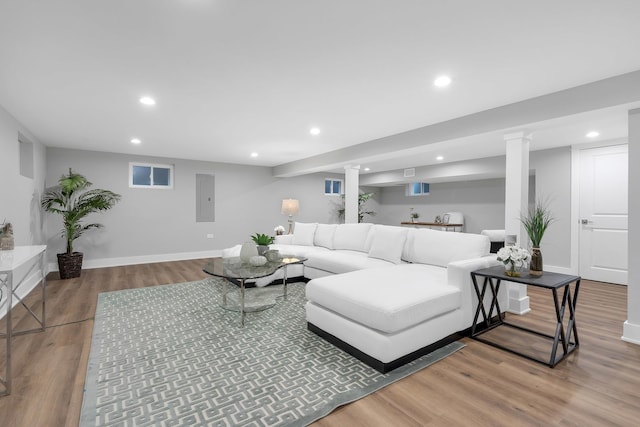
[57,252,84,279]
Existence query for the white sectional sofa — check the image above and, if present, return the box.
[224,222,505,373]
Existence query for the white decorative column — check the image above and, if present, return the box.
[344,165,360,224]
[504,132,531,314]
[623,109,640,344]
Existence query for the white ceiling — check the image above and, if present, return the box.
[356,105,633,176]
[1,1,640,178]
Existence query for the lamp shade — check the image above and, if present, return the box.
[281,199,300,215]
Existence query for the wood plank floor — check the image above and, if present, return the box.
[1,259,638,426]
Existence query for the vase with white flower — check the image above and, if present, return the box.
[274,225,285,236]
[496,246,531,277]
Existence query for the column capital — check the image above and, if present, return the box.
[344,164,361,171]
[504,131,532,143]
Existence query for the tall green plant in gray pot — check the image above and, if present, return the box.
[42,169,121,279]
[520,200,554,276]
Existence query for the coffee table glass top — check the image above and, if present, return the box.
[203,256,305,280]
[203,255,306,326]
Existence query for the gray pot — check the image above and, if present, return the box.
[265,249,280,262]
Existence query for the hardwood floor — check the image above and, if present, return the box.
[1,260,638,426]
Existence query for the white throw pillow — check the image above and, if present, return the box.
[292,222,317,246]
[332,223,373,252]
[314,224,337,249]
[367,225,408,264]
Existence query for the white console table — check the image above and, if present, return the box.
[400,221,464,232]
[0,245,47,397]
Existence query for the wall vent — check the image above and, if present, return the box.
[403,168,415,178]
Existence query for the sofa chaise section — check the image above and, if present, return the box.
[302,225,503,372]
[222,222,505,372]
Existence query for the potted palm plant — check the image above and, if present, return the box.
[337,192,376,223]
[520,200,554,276]
[42,169,121,279]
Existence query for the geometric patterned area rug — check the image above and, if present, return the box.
[80,278,464,427]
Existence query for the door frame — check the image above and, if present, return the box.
[570,138,628,278]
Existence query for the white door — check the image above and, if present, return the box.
[579,144,628,285]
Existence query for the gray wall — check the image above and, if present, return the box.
[375,178,506,233]
[530,147,572,268]
[0,105,46,246]
[44,148,343,264]
[42,144,573,268]
[369,146,572,269]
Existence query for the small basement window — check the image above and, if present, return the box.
[324,178,343,195]
[129,162,174,189]
[407,182,430,196]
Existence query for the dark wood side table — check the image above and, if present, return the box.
[470,266,580,367]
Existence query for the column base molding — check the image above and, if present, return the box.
[622,320,640,345]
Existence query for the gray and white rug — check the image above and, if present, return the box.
[80,278,464,426]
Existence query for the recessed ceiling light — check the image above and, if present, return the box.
[139,96,156,106]
[364,167,371,172]
[586,131,600,138]
[436,156,444,161]
[433,75,452,87]
[250,152,258,158]
[130,138,141,144]
[310,127,321,136]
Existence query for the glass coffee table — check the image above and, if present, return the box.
[203,255,306,327]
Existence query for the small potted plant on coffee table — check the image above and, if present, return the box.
[251,233,275,256]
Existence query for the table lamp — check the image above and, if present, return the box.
[281,199,300,234]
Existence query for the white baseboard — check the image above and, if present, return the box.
[506,282,530,315]
[47,250,223,272]
[622,321,640,345]
[506,296,531,315]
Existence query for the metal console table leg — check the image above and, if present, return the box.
[0,246,47,397]
[0,270,13,397]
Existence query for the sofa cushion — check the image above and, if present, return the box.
[404,229,490,267]
[292,222,317,246]
[314,224,337,249]
[305,250,393,275]
[481,229,506,242]
[367,225,408,264]
[306,264,460,334]
[274,234,293,244]
[269,243,329,258]
[222,242,328,260]
[333,223,373,252]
